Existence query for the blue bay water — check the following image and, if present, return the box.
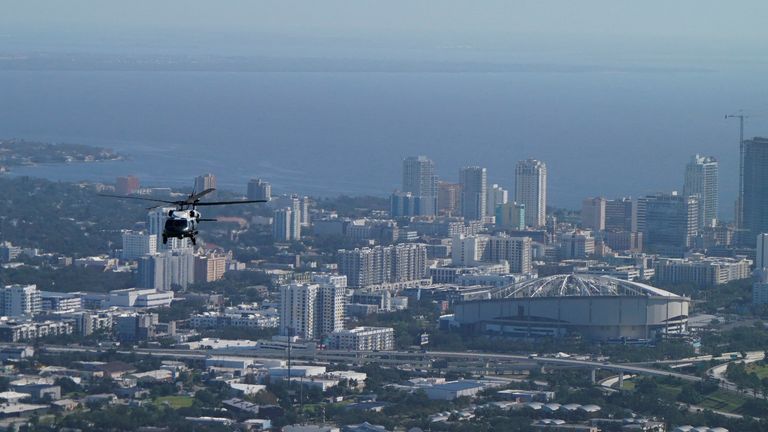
[1,66,766,214]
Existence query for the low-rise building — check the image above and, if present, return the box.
[329,327,395,351]
[654,256,751,287]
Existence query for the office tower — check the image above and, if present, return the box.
[399,156,437,216]
[115,176,140,195]
[247,178,272,201]
[391,192,437,217]
[741,138,768,245]
[515,159,547,227]
[754,270,768,305]
[637,192,699,255]
[459,166,487,221]
[1,284,41,317]
[279,276,346,340]
[438,182,461,215]
[605,198,637,232]
[147,208,191,250]
[495,201,526,230]
[683,154,719,228]
[486,184,509,217]
[137,250,195,291]
[581,197,607,231]
[757,233,768,270]
[337,244,428,288]
[121,231,157,260]
[194,173,217,193]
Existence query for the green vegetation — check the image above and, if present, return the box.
[154,395,195,409]
[0,138,122,166]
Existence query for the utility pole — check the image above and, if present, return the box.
[725,111,748,230]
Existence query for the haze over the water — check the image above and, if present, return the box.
[2,1,768,215]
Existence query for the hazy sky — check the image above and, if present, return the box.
[3,1,767,61]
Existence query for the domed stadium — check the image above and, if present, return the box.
[453,274,689,340]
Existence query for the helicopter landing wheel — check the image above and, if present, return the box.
[190,237,197,246]
[162,235,168,245]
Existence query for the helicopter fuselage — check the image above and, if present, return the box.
[162,210,200,244]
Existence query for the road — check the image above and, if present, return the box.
[22,343,704,383]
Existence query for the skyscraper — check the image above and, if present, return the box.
[459,166,487,221]
[121,231,158,260]
[137,250,195,291]
[194,173,217,193]
[400,156,437,216]
[486,184,509,217]
[515,159,547,227]
[757,233,768,270]
[437,181,461,215]
[495,201,526,230]
[683,154,719,228]
[605,198,637,232]
[637,192,699,256]
[741,138,768,245]
[279,275,346,340]
[581,197,607,231]
[273,208,294,242]
[247,178,272,201]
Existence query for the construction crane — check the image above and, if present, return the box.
[725,111,749,228]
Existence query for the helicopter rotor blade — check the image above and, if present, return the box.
[99,194,179,205]
[198,218,218,222]
[188,188,216,203]
[194,199,268,206]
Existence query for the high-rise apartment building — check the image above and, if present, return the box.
[279,275,346,340]
[437,182,461,215]
[1,284,41,317]
[515,159,547,227]
[194,173,217,193]
[399,156,438,216]
[683,154,719,228]
[486,184,509,217]
[495,202,526,230]
[338,244,428,288]
[273,208,293,242]
[137,250,195,291]
[121,231,157,260]
[247,178,272,201]
[194,253,227,283]
[637,192,699,255]
[581,197,607,231]
[452,234,533,273]
[115,176,140,195]
[741,138,768,245]
[459,166,487,221]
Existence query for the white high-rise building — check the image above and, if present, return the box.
[683,154,719,228]
[137,249,195,291]
[452,234,532,273]
[401,156,438,216]
[121,231,157,260]
[460,166,487,221]
[581,197,607,231]
[279,275,347,340]
[273,208,295,242]
[300,196,311,227]
[1,284,41,317]
[337,244,428,288]
[757,233,768,270]
[515,159,547,227]
[486,184,509,217]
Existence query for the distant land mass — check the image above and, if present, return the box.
[0,138,123,171]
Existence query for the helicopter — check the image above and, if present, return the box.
[101,188,266,245]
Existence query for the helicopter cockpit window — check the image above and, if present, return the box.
[165,219,189,230]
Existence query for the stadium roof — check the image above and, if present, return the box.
[491,274,682,299]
